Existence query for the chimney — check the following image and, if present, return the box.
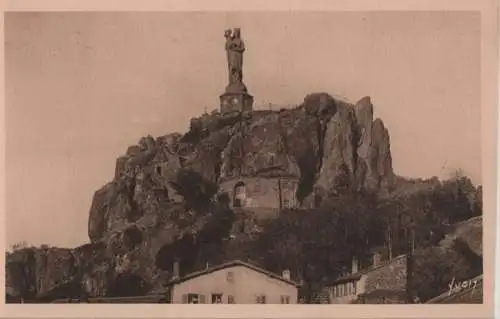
[282,269,291,280]
[173,260,180,279]
[351,256,359,274]
[373,252,381,267]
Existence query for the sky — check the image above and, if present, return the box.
[5,11,481,248]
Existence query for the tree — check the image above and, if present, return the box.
[252,190,379,302]
[434,177,474,224]
[107,273,150,297]
[9,241,28,252]
[473,186,483,216]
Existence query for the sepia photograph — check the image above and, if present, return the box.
[2,1,498,318]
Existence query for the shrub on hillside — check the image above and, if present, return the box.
[409,238,482,302]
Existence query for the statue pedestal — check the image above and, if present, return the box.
[220,91,254,113]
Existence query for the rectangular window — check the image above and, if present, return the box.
[211,293,223,304]
[353,282,357,295]
[280,295,290,304]
[283,199,290,208]
[226,271,234,282]
[187,293,199,304]
[228,295,235,304]
[256,295,266,304]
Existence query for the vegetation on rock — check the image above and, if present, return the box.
[5,94,483,303]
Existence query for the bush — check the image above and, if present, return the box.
[410,238,482,302]
[168,168,219,213]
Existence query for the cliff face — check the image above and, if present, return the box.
[90,93,393,242]
[6,93,395,300]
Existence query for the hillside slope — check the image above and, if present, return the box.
[411,216,483,302]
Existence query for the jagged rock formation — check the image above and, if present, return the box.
[6,92,397,300]
[89,93,394,244]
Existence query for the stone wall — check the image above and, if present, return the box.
[360,255,407,294]
[219,177,299,212]
[326,255,407,304]
[356,290,407,304]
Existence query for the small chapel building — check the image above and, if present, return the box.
[219,175,299,216]
[218,148,301,219]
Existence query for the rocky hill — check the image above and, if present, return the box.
[6,92,479,302]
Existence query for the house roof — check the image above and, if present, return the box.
[50,294,169,304]
[426,274,483,304]
[327,255,407,286]
[166,260,301,287]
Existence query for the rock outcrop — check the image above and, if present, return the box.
[314,103,357,197]
[6,92,398,300]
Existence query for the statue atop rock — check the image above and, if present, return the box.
[220,28,254,113]
[225,28,246,87]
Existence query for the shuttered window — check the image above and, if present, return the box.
[280,295,290,304]
[187,293,201,304]
[211,294,223,304]
[256,295,266,304]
